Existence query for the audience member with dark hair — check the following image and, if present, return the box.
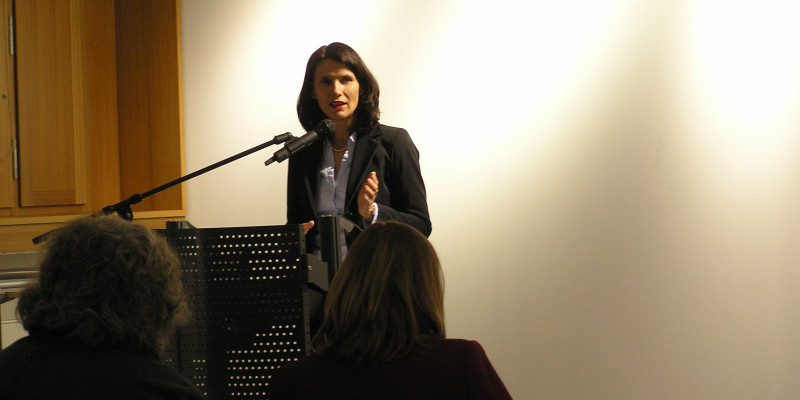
[271,221,512,399]
[0,216,203,400]
[288,42,431,256]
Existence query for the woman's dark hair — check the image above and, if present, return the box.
[311,221,445,361]
[297,42,380,132]
[17,216,188,354]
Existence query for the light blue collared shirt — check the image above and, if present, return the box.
[316,133,380,258]
[317,133,356,258]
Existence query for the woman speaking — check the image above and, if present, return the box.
[287,42,431,255]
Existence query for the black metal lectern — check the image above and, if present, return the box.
[158,224,328,400]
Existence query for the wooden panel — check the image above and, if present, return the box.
[116,0,184,212]
[0,211,186,253]
[16,0,85,207]
[81,0,121,210]
[0,0,14,209]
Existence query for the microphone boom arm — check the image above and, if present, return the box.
[31,132,294,244]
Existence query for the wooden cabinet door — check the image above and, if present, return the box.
[0,0,14,210]
[15,0,87,207]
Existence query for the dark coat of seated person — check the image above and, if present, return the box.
[270,221,512,399]
[0,216,204,400]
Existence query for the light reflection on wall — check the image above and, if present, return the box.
[682,1,800,155]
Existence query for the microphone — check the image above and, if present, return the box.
[265,119,335,166]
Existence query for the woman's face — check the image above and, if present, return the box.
[312,59,360,129]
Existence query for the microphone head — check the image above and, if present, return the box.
[317,119,335,138]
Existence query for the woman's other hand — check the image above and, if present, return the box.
[358,172,379,219]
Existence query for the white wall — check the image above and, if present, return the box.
[180,1,800,398]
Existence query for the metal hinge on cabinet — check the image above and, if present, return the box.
[7,15,14,55]
[1,137,16,179]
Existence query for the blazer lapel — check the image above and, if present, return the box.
[301,141,323,218]
[345,127,379,212]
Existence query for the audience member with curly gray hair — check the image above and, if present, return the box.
[0,216,203,400]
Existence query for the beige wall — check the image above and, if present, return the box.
[180,1,800,398]
[0,252,39,348]
[1,298,25,349]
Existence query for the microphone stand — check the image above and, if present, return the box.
[32,132,294,245]
[318,215,361,284]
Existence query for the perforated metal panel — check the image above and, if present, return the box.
[158,225,327,400]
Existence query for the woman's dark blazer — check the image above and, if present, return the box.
[287,124,431,253]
